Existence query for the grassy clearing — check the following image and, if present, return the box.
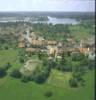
[47,69,72,89]
[0,49,23,72]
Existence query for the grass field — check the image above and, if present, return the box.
[0,49,23,69]
[0,50,95,100]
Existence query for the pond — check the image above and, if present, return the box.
[33,16,80,25]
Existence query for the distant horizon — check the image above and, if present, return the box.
[0,0,95,12]
[0,11,95,13]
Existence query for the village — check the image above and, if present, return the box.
[18,29,95,60]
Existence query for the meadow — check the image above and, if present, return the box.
[0,50,95,100]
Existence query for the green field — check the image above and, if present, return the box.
[0,50,95,100]
[0,49,23,69]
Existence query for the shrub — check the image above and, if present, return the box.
[69,78,78,87]
[0,67,7,78]
[72,53,85,61]
[4,45,9,50]
[21,75,30,83]
[3,62,12,70]
[19,57,25,63]
[44,91,53,97]
[32,65,51,84]
[80,79,86,86]
[10,69,22,79]
[88,60,95,70]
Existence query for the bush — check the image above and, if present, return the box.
[0,67,7,78]
[88,60,95,70]
[10,69,22,79]
[69,78,78,87]
[33,72,47,84]
[32,65,51,84]
[80,79,86,86]
[19,57,25,63]
[3,62,12,70]
[21,75,30,83]
[72,53,85,61]
[4,45,9,50]
[44,91,53,97]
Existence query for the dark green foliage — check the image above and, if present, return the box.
[80,79,86,86]
[38,53,48,60]
[69,71,86,87]
[48,60,57,69]
[10,69,22,79]
[60,65,72,72]
[31,59,51,84]
[44,91,53,98]
[72,72,83,81]
[19,57,25,63]
[0,33,18,49]
[32,23,71,40]
[3,62,12,71]
[61,53,66,65]
[0,67,7,78]
[4,45,9,50]
[21,75,30,83]
[33,72,47,84]
[58,52,72,72]
[69,78,78,87]
[72,53,85,61]
[88,60,95,70]
[38,53,42,60]
[33,67,50,84]
[18,49,28,63]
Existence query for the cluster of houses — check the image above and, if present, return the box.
[18,30,95,60]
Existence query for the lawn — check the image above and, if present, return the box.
[0,70,95,100]
[0,50,95,100]
[0,49,23,69]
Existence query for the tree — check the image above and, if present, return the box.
[38,53,44,60]
[44,91,53,98]
[32,63,51,84]
[19,57,25,63]
[88,60,95,70]
[69,78,78,87]
[0,67,7,78]
[61,52,67,65]
[72,53,85,61]
[21,75,30,83]
[3,62,12,70]
[59,52,69,71]
[10,69,22,79]
[4,45,9,50]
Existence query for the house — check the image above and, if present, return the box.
[47,40,57,45]
[31,40,46,46]
[78,47,90,56]
[26,48,40,53]
[30,32,37,40]
[18,36,25,42]
[18,42,25,48]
